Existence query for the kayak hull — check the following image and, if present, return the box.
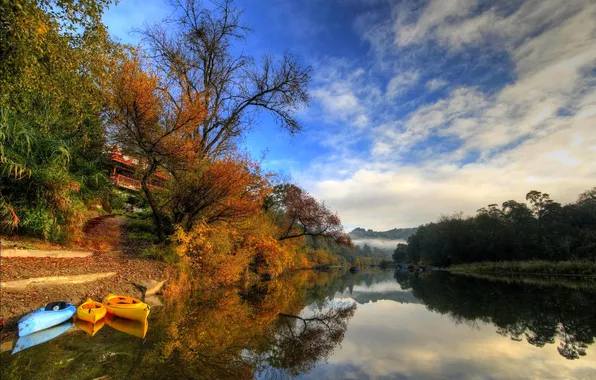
[13,320,73,354]
[76,298,107,323]
[18,303,76,337]
[102,294,150,323]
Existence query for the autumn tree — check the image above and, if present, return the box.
[106,52,209,239]
[170,154,271,231]
[108,0,310,241]
[265,184,351,246]
[139,0,311,160]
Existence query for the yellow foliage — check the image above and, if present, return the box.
[173,222,253,286]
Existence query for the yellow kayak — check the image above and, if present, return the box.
[102,294,150,323]
[76,298,107,323]
[105,313,148,339]
[75,317,105,337]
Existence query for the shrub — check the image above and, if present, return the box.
[140,244,179,263]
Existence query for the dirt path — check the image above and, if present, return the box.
[0,216,173,336]
[82,215,125,252]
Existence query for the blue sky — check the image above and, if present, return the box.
[103,0,596,230]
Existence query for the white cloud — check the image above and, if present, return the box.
[386,71,420,99]
[394,0,479,47]
[425,78,447,91]
[302,0,596,229]
[308,60,377,130]
[312,107,595,229]
[313,300,596,379]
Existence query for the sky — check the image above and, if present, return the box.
[103,0,596,230]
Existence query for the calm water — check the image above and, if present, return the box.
[2,269,596,379]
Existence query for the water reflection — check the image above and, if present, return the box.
[12,320,72,354]
[152,272,356,379]
[75,317,105,337]
[395,271,596,361]
[265,303,356,377]
[2,270,596,379]
[105,314,149,339]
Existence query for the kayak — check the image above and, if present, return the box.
[105,313,148,339]
[18,302,76,337]
[102,294,150,322]
[12,320,73,354]
[75,317,105,337]
[76,298,106,323]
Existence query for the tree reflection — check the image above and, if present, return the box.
[267,303,356,376]
[396,271,596,360]
[144,271,356,379]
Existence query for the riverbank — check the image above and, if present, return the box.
[450,270,596,291]
[0,216,172,335]
[449,260,596,277]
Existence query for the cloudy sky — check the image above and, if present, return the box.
[104,0,596,230]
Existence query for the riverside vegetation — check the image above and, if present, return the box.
[393,188,596,275]
[0,0,371,291]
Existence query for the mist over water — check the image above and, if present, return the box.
[352,239,406,250]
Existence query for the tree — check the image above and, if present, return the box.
[361,244,372,256]
[170,154,271,230]
[106,52,210,239]
[0,0,118,241]
[393,243,408,263]
[139,0,311,160]
[108,0,311,240]
[269,185,351,245]
[526,191,559,256]
[577,187,596,205]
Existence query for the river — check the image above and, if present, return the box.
[2,269,596,379]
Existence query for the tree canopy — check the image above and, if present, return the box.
[398,188,596,266]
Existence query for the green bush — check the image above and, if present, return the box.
[109,190,128,211]
[19,206,55,241]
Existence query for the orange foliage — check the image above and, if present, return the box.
[108,56,345,281]
[173,206,343,284]
[171,154,272,229]
[107,53,210,166]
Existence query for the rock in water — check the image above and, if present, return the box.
[134,279,166,296]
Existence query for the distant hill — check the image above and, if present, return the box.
[348,227,417,241]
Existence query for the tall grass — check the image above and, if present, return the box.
[449,260,596,276]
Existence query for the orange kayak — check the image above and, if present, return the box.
[76,298,106,323]
[102,294,150,323]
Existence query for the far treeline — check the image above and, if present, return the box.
[0,0,364,283]
[348,227,417,241]
[393,189,596,267]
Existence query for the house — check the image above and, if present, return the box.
[110,148,169,191]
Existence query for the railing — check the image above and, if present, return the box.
[112,174,166,191]
[113,174,141,190]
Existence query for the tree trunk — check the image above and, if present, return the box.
[141,163,165,242]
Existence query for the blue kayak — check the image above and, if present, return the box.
[12,320,73,354]
[18,302,76,337]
